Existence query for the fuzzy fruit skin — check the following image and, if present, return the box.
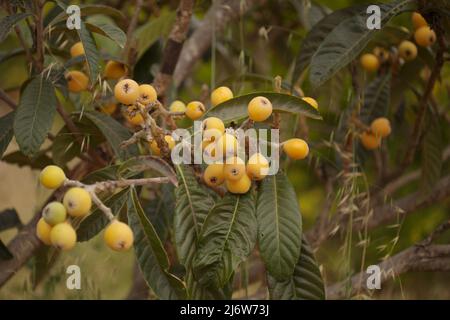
[104,220,134,251]
[247,96,272,122]
[100,103,117,115]
[246,153,269,180]
[398,41,418,61]
[124,109,145,126]
[360,54,380,72]
[302,97,319,110]
[414,26,436,47]
[50,222,77,251]
[40,165,66,189]
[226,174,251,194]
[211,86,233,107]
[104,60,127,79]
[150,135,175,156]
[360,132,381,150]
[114,79,140,105]
[186,101,205,120]
[224,157,246,181]
[43,202,67,226]
[169,100,186,113]
[283,138,309,160]
[63,187,92,217]
[217,133,238,157]
[412,12,427,29]
[138,84,157,105]
[70,42,84,57]
[204,163,225,187]
[373,47,390,63]
[66,71,89,92]
[203,117,225,141]
[36,218,52,245]
[370,117,391,138]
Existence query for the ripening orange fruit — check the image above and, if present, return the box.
[412,12,427,30]
[360,54,380,72]
[360,131,381,150]
[66,71,89,92]
[370,117,391,138]
[104,60,127,79]
[414,26,436,47]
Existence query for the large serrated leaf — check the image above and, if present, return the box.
[0,111,15,158]
[13,76,57,156]
[310,0,416,87]
[204,92,321,124]
[32,246,59,289]
[82,111,137,160]
[128,188,187,300]
[77,188,130,242]
[186,269,232,300]
[76,21,100,83]
[193,192,257,288]
[0,13,32,42]
[292,5,365,85]
[86,21,126,48]
[268,237,325,300]
[118,156,177,186]
[174,165,216,267]
[144,184,175,241]
[361,74,391,123]
[256,171,302,280]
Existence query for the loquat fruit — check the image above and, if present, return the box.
[226,174,251,194]
[203,163,225,187]
[104,60,127,79]
[370,117,391,138]
[150,135,176,156]
[283,138,309,160]
[211,86,233,107]
[104,220,134,251]
[412,12,428,30]
[302,97,319,110]
[398,41,418,61]
[186,101,205,120]
[203,117,225,141]
[247,96,273,122]
[246,153,269,180]
[373,47,390,63]
[50,222,77,251]
[114,79,139,105]
[70,42,84,58]
[124,109,145,126]
[217,133,238,157]
[138,84,157,105]
[360,54,380,72]
[224,156,246,181]
[169,100,186,113]
[36,218,52,245]
[42,202,67,226]
[360,131,381,150]
[63,187,92,217]
[40,165,66,189]
[100,103,117,115]
[414,26,436,47]
[66,70,89,92]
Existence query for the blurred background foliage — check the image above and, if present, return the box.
[0,0,449,299]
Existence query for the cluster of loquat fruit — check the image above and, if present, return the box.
[359,117,392,150]
[36,165,134,252]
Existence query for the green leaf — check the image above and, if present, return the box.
[0,111,15,158]
[0,239,13,261]
[256,171,302,280]
[32,246,59,289]
[0,208,22,232]
[204,92,321,124]
[292,5,365,85]
[81,165,120,184]
[0,13,32,42]
[128,188,187,299]
[310,0,416,87]
[193,192,257,288]
[82,111,137,160]
[361,74,391,123]
[268,237,325,300]
[75,21,100,83]
[2,150,53,169]
[86,21,126,48]
[118,156,178,186]
[13,76,57,156]
[174,165,216,267]
[186,270,232,300]
[134,11,176,59]
[144,184,175,241]
[421,111,443,194]
[77,188,130,242]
